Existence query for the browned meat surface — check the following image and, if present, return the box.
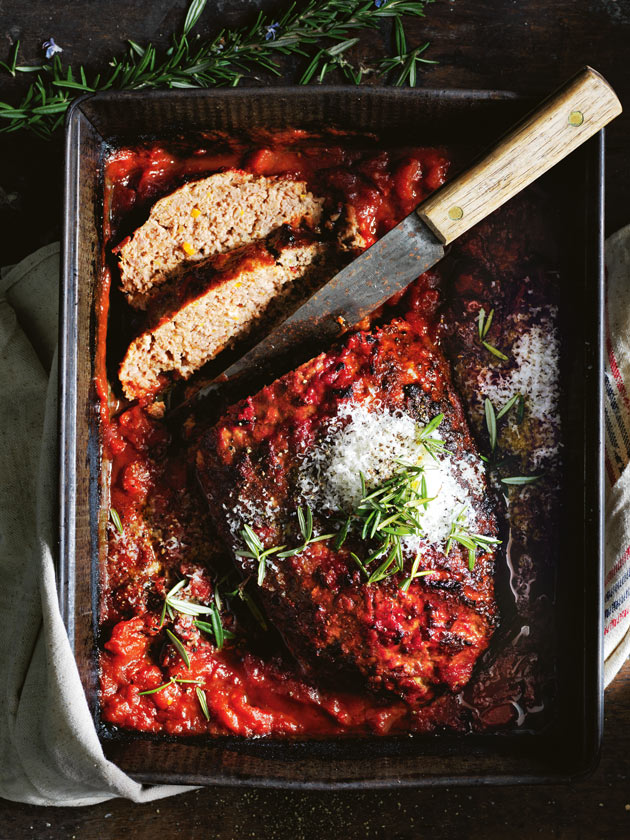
[196,319,501,705]
[114,170,324,309]
[119,229,336,400]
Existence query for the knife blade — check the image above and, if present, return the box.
[169,66,621,413]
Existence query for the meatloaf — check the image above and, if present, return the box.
[114,170,324,309]
[196,319,500,705]
[119,230,335,400]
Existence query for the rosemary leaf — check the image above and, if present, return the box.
[166,628,191,669]
[484,398,497,452]
[109,508,124,536]
[196,685,211,721]
[496,392,521,420]
[482,341,509,361]
[500,475,542,486]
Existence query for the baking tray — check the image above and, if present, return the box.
[59,86,604,788]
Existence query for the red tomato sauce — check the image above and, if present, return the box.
[98,131,479,737]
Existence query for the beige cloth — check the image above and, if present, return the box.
[0,244,191,805]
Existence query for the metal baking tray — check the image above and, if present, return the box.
[59,87,604,788]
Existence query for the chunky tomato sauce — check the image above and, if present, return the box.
[98,131,554,738]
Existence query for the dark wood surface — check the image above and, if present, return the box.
[1,0,629,836]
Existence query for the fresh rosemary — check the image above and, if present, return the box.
[399,550,435,593]
[345,461,434,585]
[445,508,501,572]
[415,411,446,459]
[477,307,508,362]
[236,506,333,584]
[0,0,435,138]
[165,628,191,669]
[109,508,124,536]
[196,685,211,721]
[138,676,201,696]
[500,475,542,486]
[482,395,542,486]
[159,578,233,650]
[137,675,211,722]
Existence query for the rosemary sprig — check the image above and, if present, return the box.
[138,676,201,696]
[236,523,287,586]
[277,505,335,558]
[495,392,520,420]
[346,460,434,584]
[109,508,124,536]
[445,508,501,572]
[236,505,333,584]
[160,579,233,650]
[399,550,435,593]
[477,307,508,362]
[0,0,435,138]
[482,396,541,486]
[415,412,446,459]
[137,675,211,723]
[484,398,497,452]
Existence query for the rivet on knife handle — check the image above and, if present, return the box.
[416,66,622,245]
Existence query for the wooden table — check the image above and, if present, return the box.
[1,0,629,836]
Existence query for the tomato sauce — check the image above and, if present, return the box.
[98,131,552,738]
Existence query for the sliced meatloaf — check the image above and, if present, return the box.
[119,231,334,400]
[196,319,501,705]
[115,170,324,309]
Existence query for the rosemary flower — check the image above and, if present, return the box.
[42,38,63,60]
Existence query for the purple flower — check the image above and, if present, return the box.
[264,23,280,41]
[42,38,63,60]
[374,0,385,7]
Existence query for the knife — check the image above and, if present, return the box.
[171,66,621,411]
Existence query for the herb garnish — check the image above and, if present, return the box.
[193,590,236,650]
[159,579,233,650]
[165,628,191,669]
[415,411,446,459]
[138,676,202,696]
[236,505,333,584]
[109,508,124,535]
[477,307,508,361]
[400,550,436,593]
[277,506,335,558]
[500,475,542,486]
[138,675,211,722]
[445,508,501,571]
[482,395,541,486]
[484,398,497,452]
[195,686,210,721]
[0,0,435,138]
[236,415,451,590]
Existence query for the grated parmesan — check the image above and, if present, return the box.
[296,403,484,549]
[478,309,561,468]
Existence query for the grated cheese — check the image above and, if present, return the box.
[478,309,561,468]
[296,403,483,548]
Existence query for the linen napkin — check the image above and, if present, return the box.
[0,244,191,805]
[1,228,629,805]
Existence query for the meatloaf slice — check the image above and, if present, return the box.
[115,170,324,309]
[196,319,501,705]
[119,231,333,400]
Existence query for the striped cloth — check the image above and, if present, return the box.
[604,224,630,686]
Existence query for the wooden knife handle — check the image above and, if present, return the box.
[416,67,622,245]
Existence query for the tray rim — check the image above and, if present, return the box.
[59,85,605,788]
